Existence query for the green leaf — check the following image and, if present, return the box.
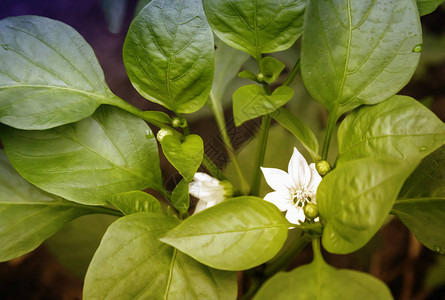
[141,111,172,125]
[255,260,392,300]
[233,85,294,126]
[317,158,417,254]
[0,106,162,205]
[399,146,445,199]
[417,0,445,16]
[270,107,319,161]
[108,191,162,215]
[259,57,285,84]
[45,214,118,279]
[171,179,190,215]
[161,134,204,182]
[123,0,214,113]
[160,196,290,271]
[135,0,152,16]
[238,70,259,82]
[337,96,445,165]
[391,147,445,254]
[203,0,305,60]
[392,197,445,255]
[0,150,114,262]
[301,0,422,116]
[424,255,445,290]
[84,213,237,299]
[0,16,117,130]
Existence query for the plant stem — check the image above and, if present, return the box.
[91,206,124,217]
[312,237,324,263]
[321,113,338,160]
[202,154,228,181]
[263,232,312,277]
[208,91,250,194]
[283,58,301,87]
[250,114,271,196]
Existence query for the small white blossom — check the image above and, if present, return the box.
[189,172,231,214]
[261,148,322,224]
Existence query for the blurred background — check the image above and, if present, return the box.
[0,0,444,299]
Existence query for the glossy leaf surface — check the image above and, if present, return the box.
[203,0,305,59]
[108,191,162,215]
[259,56,285,84]
[124,0,214,113]
[171,179,190,215]
[0,16,116,130]
[1,106,162,205]
[160,196,290,270]
[255,260,392,299]
[416,0,445,15]
[161,134,204,182]
[301,0,422,116]
[84,213,236,299]
[233,85,293,126]
[0,150,106,262]
[317,158,417,254]
[270,107,319,160]
[338,96,445,165]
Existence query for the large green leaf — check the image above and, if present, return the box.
[391,146,445,254]
[203,0,306,60]
[161,134,204,182]
[108,191,162,215]
[317,158,417,254]
[45,214,117,279]
[0,150,115,262]
[337,96,445,164]
[160,196,290,270]
[255,260,392,299]
[171,179,190,215]
[270,107,319,160]
[416,0,445,15]
[0,106,162,205]
[233,85,294,126]
[0,16,117,130]
[84,213,236,299]
[123,0,214,113]
[301,0,422,116]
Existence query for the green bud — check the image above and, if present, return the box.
[172,117,187,128]
[220,180,234,198]
[156,128,174,143]
[316,160,331,176]
[256,72,264,82]
[303,203,319,219]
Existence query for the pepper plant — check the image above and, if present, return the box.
[1,0,445,299]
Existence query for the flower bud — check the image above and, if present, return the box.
[315,160,331,176]
[256,72,264,82]
[172,117,187,128]
[303,202,319,219]
[156,128,174,143]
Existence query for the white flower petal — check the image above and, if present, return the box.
[194,172,220,185]
[264,191,293,211]
[285,205,306,224]
[193,200,207,214]
[307,163,322,194]
[188,181,202,199]
[288,148,311,188]
[261,167,294,192]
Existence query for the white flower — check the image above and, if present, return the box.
[261,148,322,224]
[189,172,231,214]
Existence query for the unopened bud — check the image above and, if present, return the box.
[172,117,187,128]
[256,72,264,82]
[156,128,174,142]
[315,160,331,176]
[304,203,319,219]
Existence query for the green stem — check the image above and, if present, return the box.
[208,91,250,194]
[312,237,324,263]
[264,233,312,277]
[321,113,338,160]
[283,58,301,87]
[91,206,124,217]
[240,277,262,300]
[202,154,228,181]
[250,114,271,196]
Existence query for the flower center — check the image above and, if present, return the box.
[292,187,313,207]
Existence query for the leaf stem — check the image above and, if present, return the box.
[89,206,124,217]
[283,58,301,87]
[321,113,338,160]
[263,232,312,277]
[208,91,250,194]
[202,154,228,181]
[312,237,324,263]
[250,114,271,196]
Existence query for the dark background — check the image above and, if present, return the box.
[0,0,445,299]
